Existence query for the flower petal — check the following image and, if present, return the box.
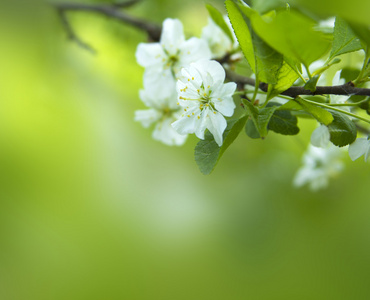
[349,138,370,161]
[193,59,225,87]
[171,106,199,135]
[206,111,227,146]
[136,43,165,68]
[134,109,161,128]
[180,38,212,65]
[153,117,187,146]
[160,19,185,53]
[311,125,330,148]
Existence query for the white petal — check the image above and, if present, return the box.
[134,109,161,128]
[143,67,175,96]
[213,96,235,117]
[311,125,330,148]
[153,117,187,146]
[348,138,370,161]
[139,88,178,110]
[171,106,199,135]
[201,17,232,59]
[193,60,226,87]
[180,38,212,65]
[206,111,227,146]
[194,110,208,140]
[136,43,165,68]
[160,19,185,53]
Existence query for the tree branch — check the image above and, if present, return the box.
[53,1,162,43]
[226,69,370,97]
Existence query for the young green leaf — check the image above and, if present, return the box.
[295,98,334,125]
[327,110,357,147]
[267,61,300,100]
[250,10,331,66]
[304,75,320,92]
[206,4,234,43]
[225,0,255,72]
[194,116,248,175]
[329,17,362,60]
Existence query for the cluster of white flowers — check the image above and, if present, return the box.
[135,18,237,147]
[294,145,345,191]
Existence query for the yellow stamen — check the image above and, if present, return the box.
[197,116,200,119]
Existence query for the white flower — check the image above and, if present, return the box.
[136,18,211,93]
[293,145,344,191]
[172,60,237,146]
[201,17,236,59]
[348,137,370,162]
[135,88,187,146]
[311,124,330,148]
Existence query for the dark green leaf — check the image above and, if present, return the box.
[194,116,248,175]
[327,110,357,147]
[245,119,260,138]
[329,17,363,59]
[206,4,234,43]
[268,104,300,135]
[243,101,278,138]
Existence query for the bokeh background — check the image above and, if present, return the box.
[1,0,370,299]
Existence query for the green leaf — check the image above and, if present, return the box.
[292,0,370,27]
[329,17,363,60]
[295,98,334,125]
[251,0,287,14]
[349,23,370,48]
[304,75,320,92]
[225,0,255,72]
[267,61,300,99]
[250,10,331,66]
[243,101,278,138]
[252,32,283,84]
[206,4,234,43]
[227,3,284,84]
[327,110,357,147]
[267,103,300,135]
[245,119,260,139]
[194,116,248,175]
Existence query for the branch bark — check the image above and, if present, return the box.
[226,69,370,97]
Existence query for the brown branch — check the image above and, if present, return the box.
[53,1,162,43]
[226,69,370,97]
[57,9,96,53]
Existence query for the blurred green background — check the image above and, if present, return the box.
[1,0,370,299]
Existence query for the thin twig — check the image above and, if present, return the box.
[113,0,140,8]
[53,2,162,42]
[57,9,96,53]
